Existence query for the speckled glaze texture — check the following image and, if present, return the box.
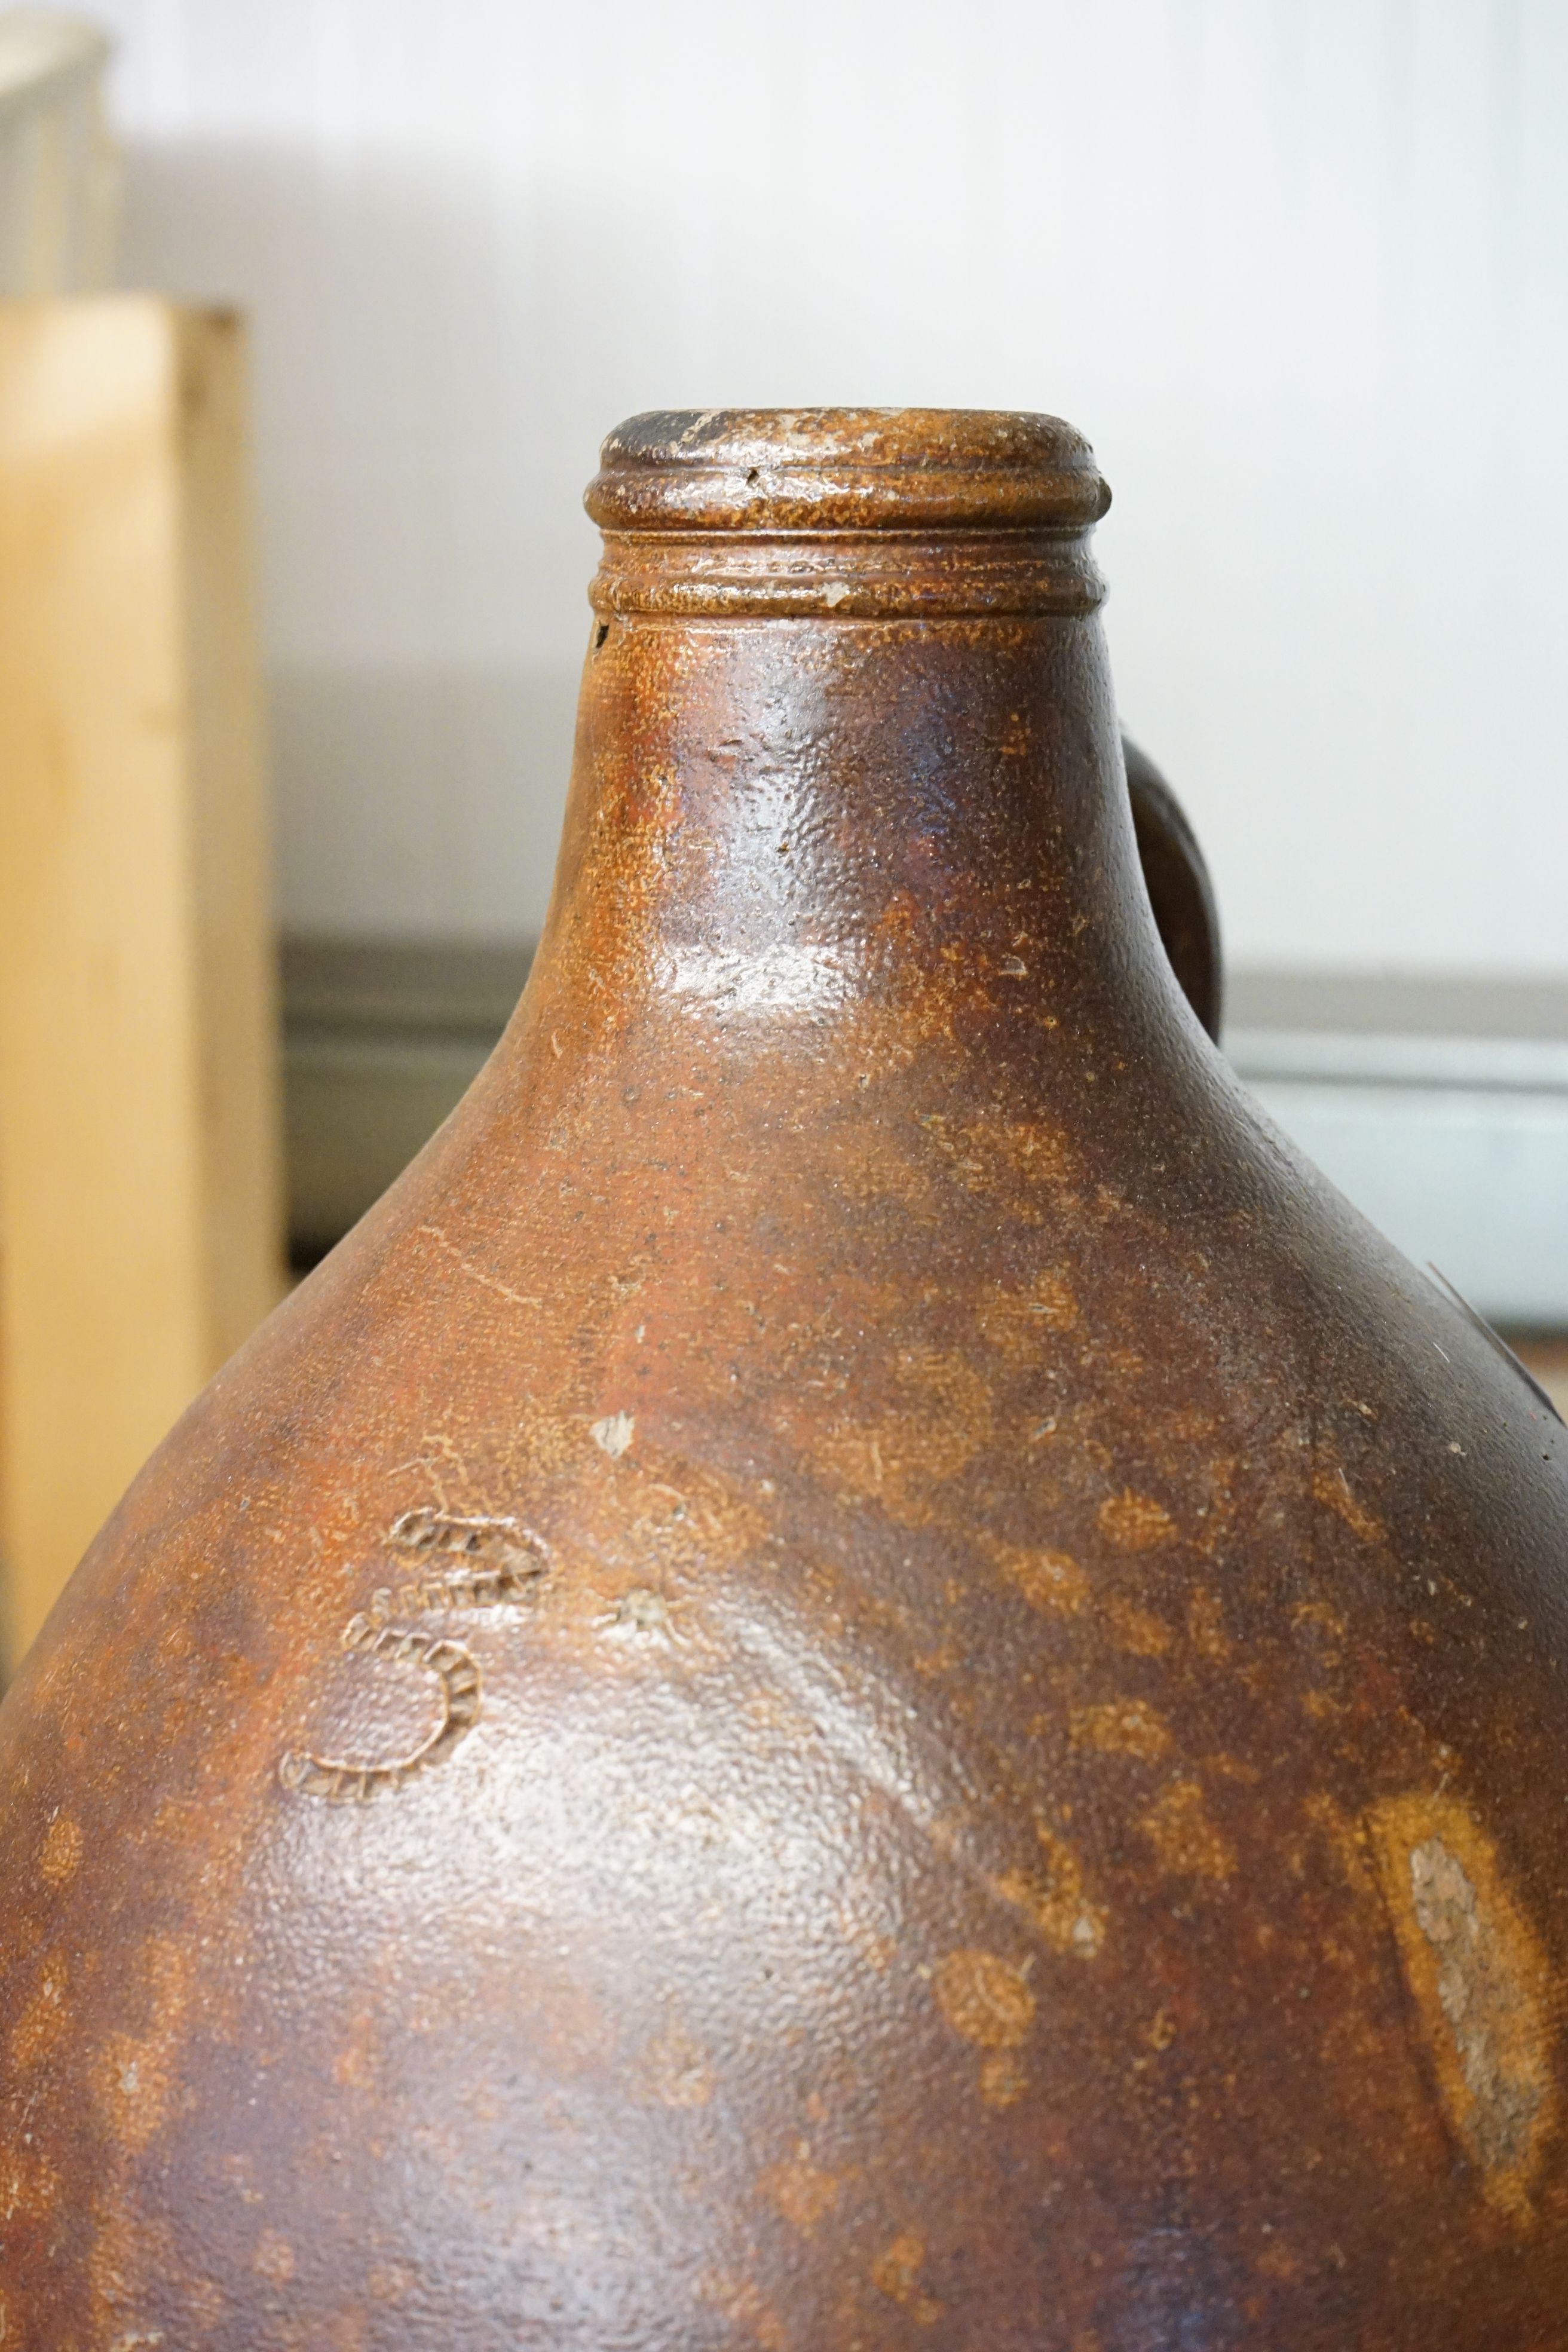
[2,409,1566,2351]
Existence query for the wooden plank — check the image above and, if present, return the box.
[0,295,283,1669]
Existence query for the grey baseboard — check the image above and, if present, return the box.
[282,936,532,1255]
[282,941,1568,1327]
[1224,970,1568,1328]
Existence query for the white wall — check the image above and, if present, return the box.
[89,0,1568,972]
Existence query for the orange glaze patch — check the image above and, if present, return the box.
[932,1950,1036,2048]
[1069,1699,1172,1760]
[1367,1793,1557,2222]
[1097,1490,1176,1552]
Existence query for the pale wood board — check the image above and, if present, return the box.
[0,295,283,1667]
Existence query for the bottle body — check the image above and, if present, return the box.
[2,413,1566,2348]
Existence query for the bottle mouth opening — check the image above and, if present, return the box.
[586,409,1110,620]
[586,407,1111,536]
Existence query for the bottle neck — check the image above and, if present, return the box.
[527,605,1178,1057]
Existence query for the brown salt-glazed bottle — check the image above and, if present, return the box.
[2,409,1567,2350]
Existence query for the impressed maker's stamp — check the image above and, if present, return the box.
[279,1511,549,1802]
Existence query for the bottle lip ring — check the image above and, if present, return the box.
[589,528,1107,620]
[586,408,1111,536]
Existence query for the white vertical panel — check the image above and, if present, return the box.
[85,0,1568,961]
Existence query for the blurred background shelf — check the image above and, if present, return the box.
[0,10,117,298]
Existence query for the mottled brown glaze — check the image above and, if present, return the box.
[2,409,1567,2350]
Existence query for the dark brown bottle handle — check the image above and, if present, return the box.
[1123,735,1223,1042]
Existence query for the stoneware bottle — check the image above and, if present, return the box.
[2,409,1566,2351]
